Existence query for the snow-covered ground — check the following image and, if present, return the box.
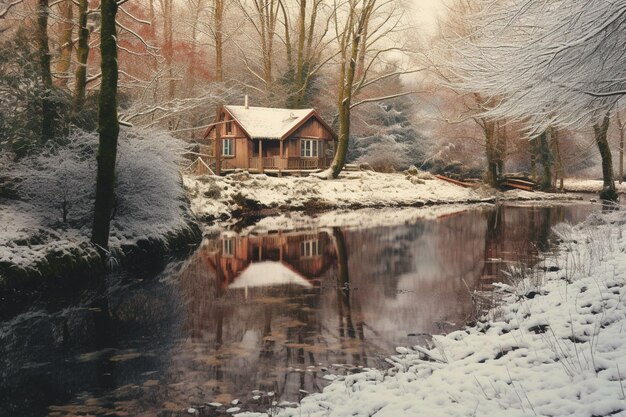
[237,209,626,417]
[184,170,584,223]
[0,129,197,284]
[563,178,626,194]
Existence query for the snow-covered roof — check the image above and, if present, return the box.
[229,261,313,289]
[224,105,315,140]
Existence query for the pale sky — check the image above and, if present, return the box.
[408,0,448,37]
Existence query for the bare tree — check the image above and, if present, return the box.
[324,0,419,179]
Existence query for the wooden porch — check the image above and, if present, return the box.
[202,155,333,174]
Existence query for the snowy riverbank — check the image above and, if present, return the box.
[0,129,200,290]
[236,209,626,417]
[563,178,626,194]
[184,170,585,223]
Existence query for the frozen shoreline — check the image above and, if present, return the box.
[184,170,586,224]
[236,208,626,417]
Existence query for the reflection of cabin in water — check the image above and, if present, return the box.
[200,99,337,175]
[198,231,336,291]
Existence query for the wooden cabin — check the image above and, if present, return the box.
[201,103,337,174]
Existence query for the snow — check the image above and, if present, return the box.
[229,261,313,289]
[0,128,194,278]
[234,209,626,417]
[183,170,583,223]
[562,178,626,194]
[224,105,315,140]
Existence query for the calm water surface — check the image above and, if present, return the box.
[0,203,596,417]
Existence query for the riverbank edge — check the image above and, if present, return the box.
[0,201,202,295]
[186,172,587,225]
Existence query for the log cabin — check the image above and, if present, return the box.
[202,100,337,175]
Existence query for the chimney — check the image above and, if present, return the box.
[244,95,249,109]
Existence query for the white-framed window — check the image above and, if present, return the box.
[300,139,319,157]
[222,138,234,156]
[300,240,320,258]
[222,238,234,257]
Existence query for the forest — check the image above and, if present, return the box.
[2,1,626,416]
[2,0,626,249]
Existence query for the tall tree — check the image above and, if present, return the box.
[54,0,74,88]
[326,0,418,178]
[72,0,90,113]
[237,0,280,94]
[279,0,331,107]
[37,0,54,142]
[92,0,120,250]
[214,0,224,82]
[593,115,617,201]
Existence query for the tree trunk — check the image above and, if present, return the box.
[538,130,553,190]
[214,0,224,82]
[483,119,498,187]
[72,0,89,113]
[55,0,73,88]
[91,0,119,250]
[296,0,306,88]
[617,112,624,184]
[594,116,617,201]
[551,127,564,190]
[496,122,506,178]
[529,136,538,180]
[163,0,175,100]
[329,1,370,178]
[37,0,54,142]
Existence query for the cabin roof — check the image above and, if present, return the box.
[224,105,315,140]
[228,261,313,289]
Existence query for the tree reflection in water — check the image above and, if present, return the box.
[0,204,597,417]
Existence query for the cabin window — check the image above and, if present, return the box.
[222,238,234,257]
[226,120,232,135]
[300,240,320,258]
[222,138,234,156]
[300,139,319,157]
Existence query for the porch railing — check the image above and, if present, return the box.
[205,156,332,171]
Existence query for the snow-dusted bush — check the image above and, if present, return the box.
[6,127,190,247]
[356,139,410,172]
[111,129,189,246]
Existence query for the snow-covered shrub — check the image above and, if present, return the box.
[14,129,97,227]
[356,139,410,172]
[111,129,189,246]
[7,127,188,240]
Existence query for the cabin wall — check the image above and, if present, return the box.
[286,116,335,158]
[206,109,249,168]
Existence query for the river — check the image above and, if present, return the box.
[0,202,597,417]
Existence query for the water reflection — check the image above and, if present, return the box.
[0,203,595,417]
